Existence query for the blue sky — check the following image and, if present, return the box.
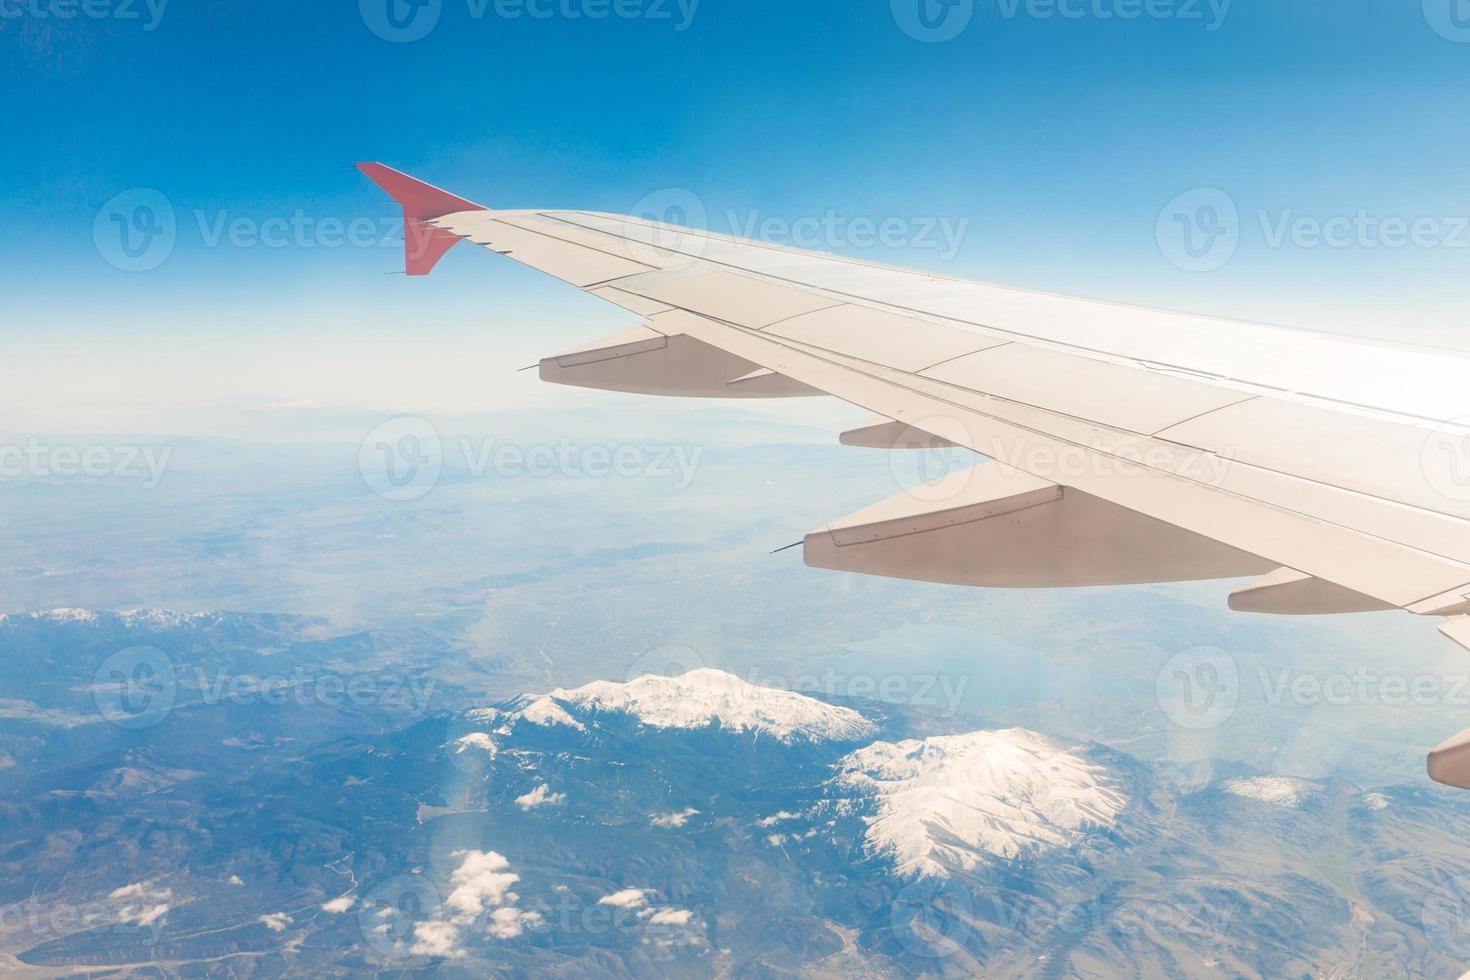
[6,0,1470,432]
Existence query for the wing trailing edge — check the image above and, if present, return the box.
[803,464,1273,589]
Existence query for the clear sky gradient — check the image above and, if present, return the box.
[5,0,1470,433]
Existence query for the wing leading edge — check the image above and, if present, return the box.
[358,163,1470,788]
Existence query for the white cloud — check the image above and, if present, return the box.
[489,907,545,939]
[321,896,355,914]
[258,913,291,932]
[410,919,463,959]
[598,888,651,909]
[644,907,693,926]
[226,875,244,886]
[514,783,566,810]
[757,811,800,827]
[650,808,699,828]
[404,850,543,958]
[109,883,173,928]
[446,850,520,919]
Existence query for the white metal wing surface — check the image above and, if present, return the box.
[360,163,1470,787]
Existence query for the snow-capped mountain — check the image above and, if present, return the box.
[1221,775,1324,809]
[834,729,1129,878]
[486,668,877,744]
[12,611,1470,977]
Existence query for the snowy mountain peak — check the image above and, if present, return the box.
[511,668,876,743]
[1221,776,1322,809]
[837,729,1127,879]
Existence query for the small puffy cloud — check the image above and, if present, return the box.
[446,850,519,918]
[321,896,355,914]
[514,784,566,810]
[226,875,244,886]
[109,883,173,927]
[598,888,651,909]
[644,907,693,926]
[489,906,545,939]
[407,850,543,958]
[258,913,291,932]
[650,808,699,828]
[758,811,800,827]
[410,919,463,959]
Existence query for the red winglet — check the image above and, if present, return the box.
[357,162,489,276]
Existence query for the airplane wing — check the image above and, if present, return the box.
[359,162,1470,787]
